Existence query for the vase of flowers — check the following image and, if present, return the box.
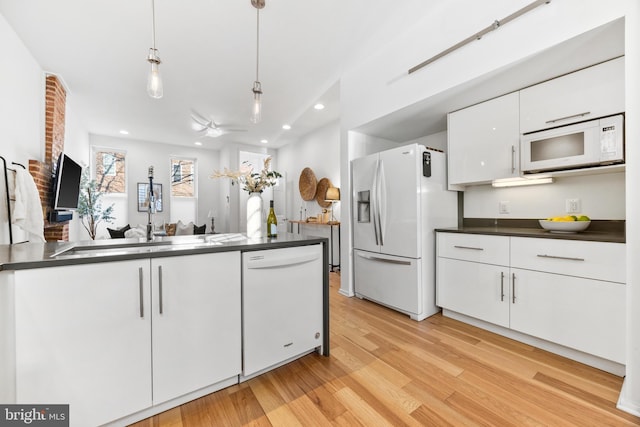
[211,157,282,238]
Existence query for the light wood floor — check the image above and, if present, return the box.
[131,272,640,426]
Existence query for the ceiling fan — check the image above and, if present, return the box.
[190,110,248,138]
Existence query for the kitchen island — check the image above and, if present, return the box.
[0,233,329,427]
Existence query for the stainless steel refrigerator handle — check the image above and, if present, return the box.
[453,245,484,251]
[511,145,516,174]
[376,159,384,246]
[512,272,516,304]
[536,254,585,262]
[158,265,163,315]
[371,159,380,246]
[356,252,411,265]
[138,267,144,318]
[545,111,590,124]
[500,272,505,302]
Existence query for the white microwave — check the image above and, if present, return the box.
[521,114,624,174]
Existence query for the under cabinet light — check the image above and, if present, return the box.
[491,177,554,188]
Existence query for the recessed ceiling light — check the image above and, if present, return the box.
[194,141,203,146]
[119,129,129,135]
[314,103,325,110]
[260,139,268,144]
[282,124,291,130]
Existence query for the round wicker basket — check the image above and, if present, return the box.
[299,167,317,201]
[315,178,333,208]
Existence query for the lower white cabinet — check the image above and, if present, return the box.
[13,260,153,427]
[436,232,626,366]
[509,268,626,364]
[437,258,509,328]
[242,244,323,377]
[151,252,241,404]
[7,251,242,427]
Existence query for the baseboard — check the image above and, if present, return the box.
[442,309,626,376]
[618,378,640,416]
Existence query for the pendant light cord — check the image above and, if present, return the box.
[255,7,260,81]
[151,0,157,50]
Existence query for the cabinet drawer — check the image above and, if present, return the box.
[437,233,509,266]
[511,237,625,283]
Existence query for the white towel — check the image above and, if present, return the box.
[12,168,45,243]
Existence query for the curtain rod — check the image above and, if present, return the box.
[408,0,551,75]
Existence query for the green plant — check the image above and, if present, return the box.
[77,169,115,240]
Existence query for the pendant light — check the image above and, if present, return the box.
[250,0,265,123]
[146,0,163,99]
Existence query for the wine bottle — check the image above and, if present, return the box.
[267,200,278,238]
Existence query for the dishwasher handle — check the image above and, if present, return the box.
[245,252,320,269]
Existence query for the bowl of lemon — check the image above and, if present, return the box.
[539,215,591,233]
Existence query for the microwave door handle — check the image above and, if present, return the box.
[545,111,591,124]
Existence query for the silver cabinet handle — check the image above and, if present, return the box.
[500,272,505,302]
[453,245,484,251]
[512,273,516,304]
[545,111,591,124]
[536,254,585,262]
[511,145,515,174]
[138,267,144,318]
[158,265,164,315]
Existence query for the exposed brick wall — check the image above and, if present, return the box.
[45,75,66,165]
[38,75,68,241]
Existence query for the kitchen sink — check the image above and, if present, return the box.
[50,233,247,259]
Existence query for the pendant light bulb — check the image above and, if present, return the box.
[147,50,163,99]
[250,81,262,124]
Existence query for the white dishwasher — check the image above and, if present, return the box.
[242,244,324,378]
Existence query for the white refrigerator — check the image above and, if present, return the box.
[352,143,458,320]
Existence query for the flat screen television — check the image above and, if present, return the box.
[52,153,82,211]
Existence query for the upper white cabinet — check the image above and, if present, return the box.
[447,92,520,187]
[520,57,625,134]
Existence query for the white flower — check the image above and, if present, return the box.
[211,157,282,193]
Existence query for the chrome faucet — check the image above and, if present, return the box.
[147,166,156,241]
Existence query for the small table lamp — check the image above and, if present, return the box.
[325,187,340,223]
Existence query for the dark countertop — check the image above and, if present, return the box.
[0,232,328,271]
[435,218,625,244]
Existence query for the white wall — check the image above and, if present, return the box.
[278,121,341,224]
[464,172,625,220]
[0,14,90,244]
[88,134,221,239]
[621,1,640,417]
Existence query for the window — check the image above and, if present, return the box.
[170,158,195,197]
[95,150,126,193]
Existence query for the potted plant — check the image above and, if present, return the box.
[77,169,115,240]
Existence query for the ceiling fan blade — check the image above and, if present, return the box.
[190,109,211,127]
[219,128,248,133]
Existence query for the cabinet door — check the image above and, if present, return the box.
[510,268,625,364]
[520,57,624,133]
[448,92,520,186]
[242,245,323,377]
[14,260,152,427]
[151,252,241,404]
[437,258,510,328]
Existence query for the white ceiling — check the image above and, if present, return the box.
[0,3,625,151]
[0,0,426,150]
